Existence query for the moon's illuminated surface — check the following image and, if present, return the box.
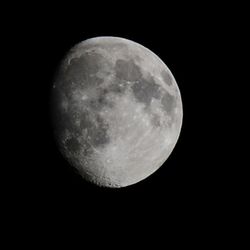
[51,36,183,188]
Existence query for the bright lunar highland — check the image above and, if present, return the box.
[51,36,183,188]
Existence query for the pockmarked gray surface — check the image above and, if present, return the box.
[51,36,183,187]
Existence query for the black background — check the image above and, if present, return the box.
[3,2,240,244]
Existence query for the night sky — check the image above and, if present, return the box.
[3,2,236,244]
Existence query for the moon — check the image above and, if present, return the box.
[51,36,183,188]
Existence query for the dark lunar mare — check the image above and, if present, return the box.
[161,91,175,114]
[115,59,142,81]
[113,59,176,115]
[161,69,173,86]
[56,52,107,99]
[65,52,104,87]
[131,74,161,108]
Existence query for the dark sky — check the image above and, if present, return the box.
[3,2,237,243]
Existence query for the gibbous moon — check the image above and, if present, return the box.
[51,36,183,188]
